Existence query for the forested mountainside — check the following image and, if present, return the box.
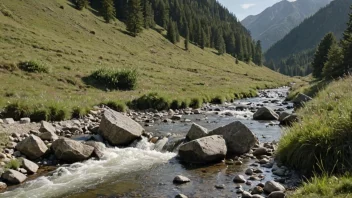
[242,0,332,51]
[264,0,351,76]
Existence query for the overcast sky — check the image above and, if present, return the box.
[218,0,296,21]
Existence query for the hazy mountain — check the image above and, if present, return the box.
[264,0,351,76]
[242,0,333,50]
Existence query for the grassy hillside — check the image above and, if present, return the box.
[0,0,290,119]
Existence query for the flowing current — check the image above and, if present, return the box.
[1,143,176,198]
[0,88,291,198]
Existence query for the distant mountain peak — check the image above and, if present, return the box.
[241,0,332,51]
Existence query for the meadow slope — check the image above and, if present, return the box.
[0,0,291,118]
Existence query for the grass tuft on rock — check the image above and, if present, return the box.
[5,159,21,170]
[277,76,352,175]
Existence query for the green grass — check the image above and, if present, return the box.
[0,0,293,120]
[18,60,50,73]
[291,175,352,198]
[5,159,21,170]
[277,76,352,175]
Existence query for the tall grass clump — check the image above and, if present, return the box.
[277,76,352,175]
[211,95,225,104]
[189,98,202,109]
[103,101,127,112]
[71,106,90,118]
[18,61,50,73]
[90,68,137,90]
[5,159,21,170]
[129,92,170,111]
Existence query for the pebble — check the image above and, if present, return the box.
[215,184,225,189]
[233,175,246,183]
[173,175,190,184]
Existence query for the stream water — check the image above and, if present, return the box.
[0,88,292,198]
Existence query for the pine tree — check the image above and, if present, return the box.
[126,0,144,37]
[254,41,263,66]
[341,6,352,76]
[156,1,168,29]
[323,44,344,79]
[175,23,180,43]
[101,0,116,23]
[185,25,190,50]
[200,29,206,49]
[311,32,336,78]
[167,21,176,44]
[142,0,154,29]
[216,33,226,55]
[74,0,89,10]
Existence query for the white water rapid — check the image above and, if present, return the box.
[1,140,176,198]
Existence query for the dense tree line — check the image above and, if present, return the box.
[264,0,351,76]
[73,0,263,65]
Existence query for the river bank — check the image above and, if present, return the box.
[0,87,300,198]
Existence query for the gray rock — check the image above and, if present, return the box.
[99,109,144,146]
[16,135,48,160]
[253,107,279,120]
[52,138,94,162]
[292,93,312,105]
[20,158,39,174]
[6,142,17,149]
[264,181,285,193]
[208,121,256,154]
[186,123,208,141]
[233,175,246,183]
[178,135,227,164]
[175,194,188,198]
[242,191,252,198]
[252,195,264,198]
[0,182,7,190]
[278,112,290,122]
[171,115,182,120]
[253,147,269,156]
[2,169,27,184]
[280,114,299,126]
[268,191,285,198]
[173,175,191,184]
[4,118,15,124]
[39,121,56,133]
[85,141,105,159]
[252,186,264,194]
[245,168,253,175]
[154,137,168,152]
[0,119,3,124]
[39,131,59,141]
[20,117,31,124]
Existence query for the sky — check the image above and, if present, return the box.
[218,0,296,21]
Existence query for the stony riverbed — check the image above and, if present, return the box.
[0,87,302,198]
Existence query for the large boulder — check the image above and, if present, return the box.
[39,131,59,141]
[52,138,94,163]
[186,123,208,141]
[2,169,27,184]
[208,121,256,154]
[39,121,56,133]
[253,107,279,120]
[20,158,39,174]
[15,135,48,160]
[178,135,227,164]
[99,109,144,146]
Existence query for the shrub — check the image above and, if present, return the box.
[30,108,49,122]
[72,106,89,118]
[211,96,225,104]
[130,93,169,111]
[104,101,127,112]
[48,104,70,121]
[18,61,50,73]
[5,159,21,170]
[170,99,181,110]
[2,102,31,120]
[180,100,189,109]
[189,98,202,109]
[90,68,137,90]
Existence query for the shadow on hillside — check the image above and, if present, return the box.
[211,51,220,56]
[116,29,134,37]
[306,80,331,97]
[66,0,101,18]
[81,76,109,91]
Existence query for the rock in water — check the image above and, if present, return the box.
[233,175,246,183]
[186,123,208,141]
[208,121,256,154]
[52,138,94,162]
[175,194,188,198]
[84,141,105,159]
[173,175,191,184]
[268,191,286,198]
[99,109,144,146]
[39,121,56,133]
[154,137,168,152]
[20,158,39,174]
[2,170,27,184]
[15,135,48,160]
[253,107,279,120]
[264,181,286,193]
[178,135,227,164]
[278,112,290,122]
[0,182,7,190]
